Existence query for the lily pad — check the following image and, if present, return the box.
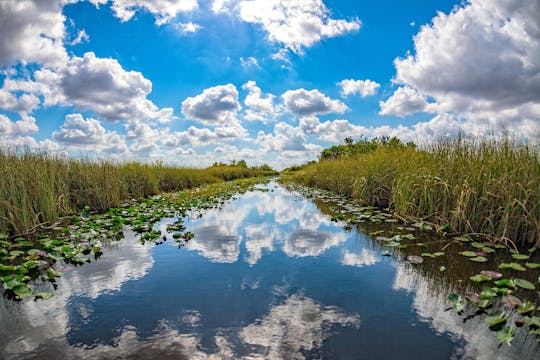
[501,295,522,309]
[514,278,535,290]
[469,256,488,262]
[407,255,423,264]
[496,326,514,346]
[34,292,54,300]
[517,301,535,314]
[511,253,530,260]
[525,263,540,269]
[11,284,33,299]
[480,270,503,280]
[459,251,477,257]
[448,293,465,313]
[499,263,526,271]
[484,311,507,329]
[470,274,491,283]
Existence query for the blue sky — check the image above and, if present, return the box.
[1,0,539,169]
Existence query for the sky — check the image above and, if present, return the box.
[0,0,539,169]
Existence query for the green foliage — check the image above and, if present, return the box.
[0,149,273,235]
[293,137,540,247]
[320,136,414,160]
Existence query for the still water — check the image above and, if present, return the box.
[0,182,538,359]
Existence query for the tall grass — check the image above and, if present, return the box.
[0,149,273,235]
[292,138,540,248]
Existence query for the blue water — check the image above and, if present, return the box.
[0,182,537,359]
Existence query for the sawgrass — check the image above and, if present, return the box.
[0,149,273,235]
[292,138,540,247]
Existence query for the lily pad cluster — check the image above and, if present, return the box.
[0,178,265,301]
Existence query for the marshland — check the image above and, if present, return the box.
[2,0,540,359]
[1,137,539,359]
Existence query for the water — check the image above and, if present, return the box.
[0,182,538,359]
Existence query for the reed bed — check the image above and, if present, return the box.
[0,149,273,235]
[292,138,540,248]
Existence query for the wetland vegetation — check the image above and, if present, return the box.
[0,149,275,235]
[290,136,540,248]
[0,137,539,359]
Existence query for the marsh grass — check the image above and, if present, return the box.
[0,149,273,235]
[292,138,540,247]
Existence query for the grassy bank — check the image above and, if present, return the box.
[0,149,275,235]
[290,138,540,248]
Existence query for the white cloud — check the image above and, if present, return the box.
[181,84,241,126]
[339,79,380,98]
[235,0,361,54]
[109,0,199,25]
[61,52,174,122]
[0,0,68,67]
[379,86,431,117]
[69,29,90,45]
[174,21,202,34]
[4,52,175,124]
[0,114,38,137]
[53,114,127,153]
[389,0,540,137]
[240,56,260,69]
[282,88,348,116]
[257,122,307,152]
[242,80,276,122]
[0,89,40,113]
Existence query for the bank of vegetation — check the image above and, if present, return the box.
[0,149,276,235]
[290,136,540,248]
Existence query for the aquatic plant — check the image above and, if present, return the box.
[0,149,275,235]
[290,137,540,248]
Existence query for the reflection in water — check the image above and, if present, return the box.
[1,181,537,359]
[284,229,346,258]
[341,249,379,268]
[240,293,360,359]
[393,263,539,360]
[244,223,277,266]
[187,225,242,263]
[0,231,153,359]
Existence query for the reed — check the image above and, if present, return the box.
[0,149,273,235]
[292,138,540,248]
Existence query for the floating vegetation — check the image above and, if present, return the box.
[282,180,540,349]
[0,178,266,300]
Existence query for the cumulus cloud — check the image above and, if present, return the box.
[339,79,380,98]
[217,0,360,53]
[257,122,307,152]
[0,89,40,113]
[181,84,241,126]
[109,0,199,25]
[282,88,348,116]
[0,0,68,67]
[4,52,175,123]
[387,0,540,137]
[0,114,38,137]
[242,80,276,122]
[379,86,431,117]
[53,114,127,153]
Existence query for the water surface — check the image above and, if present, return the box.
[0,182,538,359]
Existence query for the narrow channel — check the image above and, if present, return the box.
[0,181,538,359]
